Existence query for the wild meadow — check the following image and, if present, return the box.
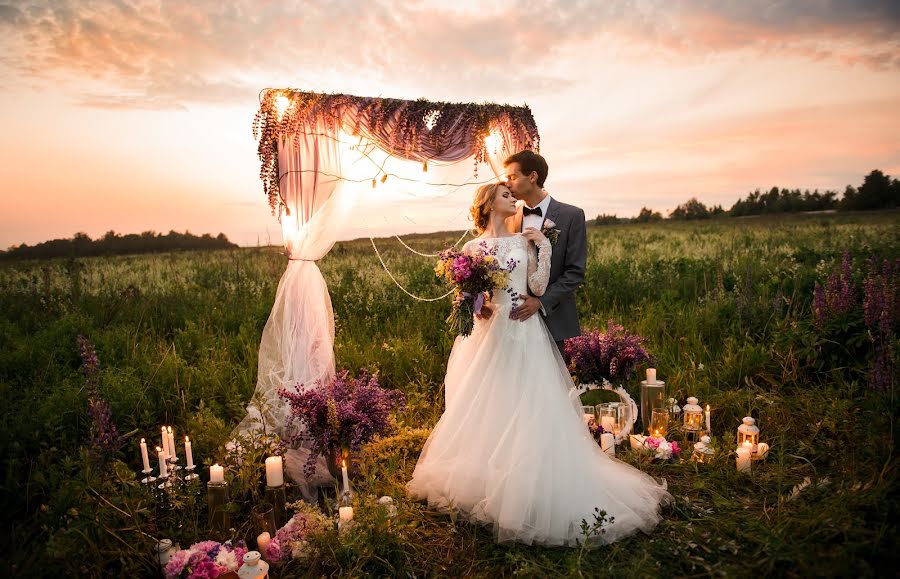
[1,211,898,577]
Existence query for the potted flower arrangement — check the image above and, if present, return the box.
[279,369,405,479]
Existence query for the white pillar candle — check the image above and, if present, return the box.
[210,463,224,484]
[736,445,752,473]
[161,427,169,459]
[646,368,657,384]
[583,413,593,426]
[257,532,271,555]
[339,506,354,522]
[600,416,616,433]
[184,436,194,469]
[167,427,177,461]
[157,447,168,478]
[600,432,616,456]
[705,405,711,433]
[266,456,284,487]
[140,438,151,472]
[341,459,350,494]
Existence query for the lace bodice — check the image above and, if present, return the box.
[463,235,551,307]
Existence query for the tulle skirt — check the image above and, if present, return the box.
[406,305,669,547]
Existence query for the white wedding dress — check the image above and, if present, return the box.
[407,234,669,547]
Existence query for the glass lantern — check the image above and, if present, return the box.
[649,409,669,438]
[737,416,760,452]
[692,435,715,463]
[683,397,703,431]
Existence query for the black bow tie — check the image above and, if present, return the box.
[523,206,542,217]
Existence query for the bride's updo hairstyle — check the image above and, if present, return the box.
[470,182,503,234]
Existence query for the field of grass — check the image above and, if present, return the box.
[1,211,898,577]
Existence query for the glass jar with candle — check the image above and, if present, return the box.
[251,502,277,540]
[207,479,230,533]
[595,403,618,435]
[649,409,670,439]
[581,405,596,426]
[640,370,666,435]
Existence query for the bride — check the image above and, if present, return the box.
[406,182,669,547]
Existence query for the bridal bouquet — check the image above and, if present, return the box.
[435,243,512,337]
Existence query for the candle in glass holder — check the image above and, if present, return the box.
[650,409,669,438]
[266,456,284,487]
[140,438,151,472]
[210,463,224,484]
[185,436,195,469]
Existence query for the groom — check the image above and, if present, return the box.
[501,150,587,354]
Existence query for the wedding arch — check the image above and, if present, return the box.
[238,90,541,450]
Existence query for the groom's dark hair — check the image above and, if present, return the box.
[504,150,548,188]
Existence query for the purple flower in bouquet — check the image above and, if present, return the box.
[164,541,242,579]
[279,370,406,476]
[564,320,650,384]
[435,243,511,337]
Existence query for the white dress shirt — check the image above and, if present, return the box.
[522,193,552,232]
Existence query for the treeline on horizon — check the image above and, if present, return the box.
[1,230,238,260]
[596,169,900,224]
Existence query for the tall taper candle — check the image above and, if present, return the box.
[161,426,169,459]
[140,438,151,472]
[341,459,350,494]
[167,426,177,461]
[705,405,711,433]
[185,436,195,469]
[157,446,168,478]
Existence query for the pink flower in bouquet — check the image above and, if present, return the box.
[451,255,472,282]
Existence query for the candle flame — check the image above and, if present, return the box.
[706,405,710,411]
[167,426,173,433]
[185,436,189,442]
[141,438,145,443]
[342,459,346,468]
[156,446,162,452]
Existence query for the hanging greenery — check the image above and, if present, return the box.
[253,89,541,213]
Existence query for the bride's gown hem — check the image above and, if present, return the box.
[406,235,669,547]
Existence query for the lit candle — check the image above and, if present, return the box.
[600,416,616,433]
[646,368,657,384]
[600,432,615,456]
[341,459,350,494]
[210,463,224,484]
[339,505,354,522]
[705,405,711,433]
[157,446,168,478]
[185,436,194,469]
[736,444,752,473]
[257,532,271,555]
[629,434,647,451]
[161,426,169,459]
[266,456,284,487]
[583,413,593,426]
[167,427,177,461]
[140,438,151,472]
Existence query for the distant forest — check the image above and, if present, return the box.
[1,230,238,260]
[596,169,900,224]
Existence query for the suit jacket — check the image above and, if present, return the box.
[507,197,587,341]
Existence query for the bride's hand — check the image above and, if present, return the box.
[522,227,547,244]
[475,295,494,320]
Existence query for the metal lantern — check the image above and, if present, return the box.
[649,408,670,438]
[683,397,703,431]
[737,416,760,451]
[692,435,715,463]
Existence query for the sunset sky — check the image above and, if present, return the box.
[1,0,899,248]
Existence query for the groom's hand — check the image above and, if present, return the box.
[510,296,541,321]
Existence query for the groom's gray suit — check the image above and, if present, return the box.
[511,197,587,342]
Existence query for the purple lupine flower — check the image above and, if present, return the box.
[279,369,406,476]
[814,252,860,325]
[77,335,122,457]
[564,320,650,384]
[77,334,100,389]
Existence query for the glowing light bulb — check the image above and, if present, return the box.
[275,95,291,119]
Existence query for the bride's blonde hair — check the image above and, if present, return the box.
[469,182,503,234]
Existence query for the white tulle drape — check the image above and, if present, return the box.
[236,121,357,498]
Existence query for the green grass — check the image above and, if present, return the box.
[1,211,898,577]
